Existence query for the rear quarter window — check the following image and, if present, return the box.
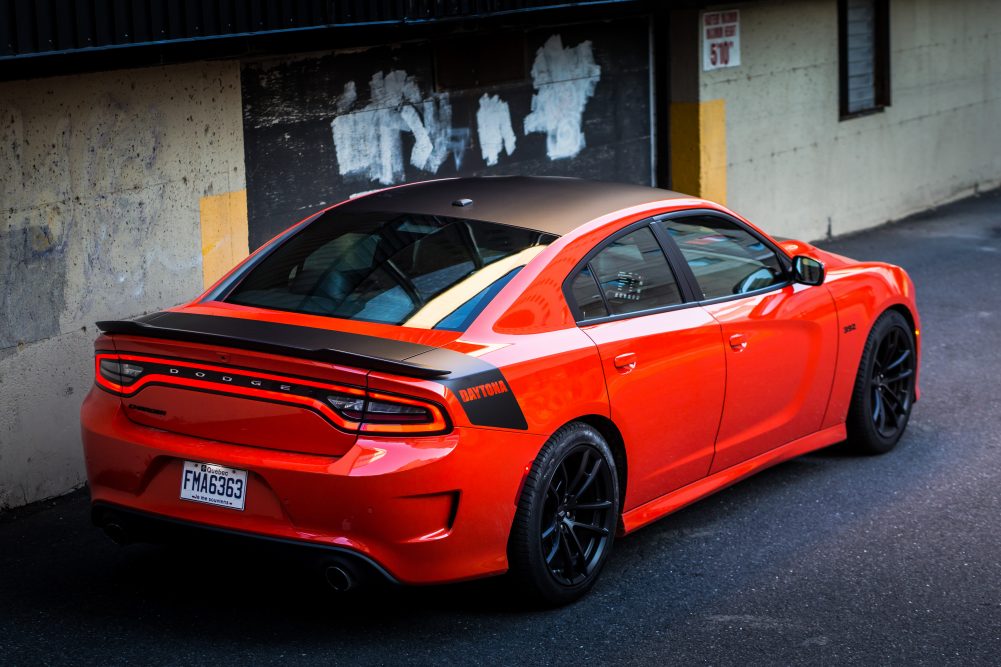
[568,226,683,320]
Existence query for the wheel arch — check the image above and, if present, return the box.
[843,304,918,454]
[822,263,922,430]
[877,301,921,399]
[570,414,628,520]
[887,303,917,334]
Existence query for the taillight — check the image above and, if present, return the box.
[98,359,144,385]
[327,390,449,434]
[95,352,450,435]
[95,354,147,393]
[365,399,431,423]
[358,390,449,434]
[326,393,366,421]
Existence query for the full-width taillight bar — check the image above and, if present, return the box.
[94,352,450,435]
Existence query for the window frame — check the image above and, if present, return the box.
[653,209,795,307]
[838,0,891,120]
[562,210,797,326]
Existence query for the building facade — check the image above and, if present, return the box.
[2,0,999,508]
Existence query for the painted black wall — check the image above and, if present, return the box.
[241,17,652,248]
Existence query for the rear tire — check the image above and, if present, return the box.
[507,422,620,606]
[845,310,917,455]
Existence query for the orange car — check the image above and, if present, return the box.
[81,177,920,604]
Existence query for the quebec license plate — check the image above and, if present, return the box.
[180,461,248,511]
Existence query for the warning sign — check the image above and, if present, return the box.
[703,10,741,71]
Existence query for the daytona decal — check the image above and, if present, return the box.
[458,380,510,403]
[408,347,528,430]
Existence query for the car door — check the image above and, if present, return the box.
[565,223,727,509]
[655,212,838,474]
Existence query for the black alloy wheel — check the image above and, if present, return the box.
[508,422,620,606]
[869,324,916,439]
[540,444,616,586]
[847,309,917,454]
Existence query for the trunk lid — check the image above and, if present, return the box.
[99,307,461,456]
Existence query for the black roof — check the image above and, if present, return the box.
[340,177,687,236]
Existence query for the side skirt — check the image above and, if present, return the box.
[620,424,847,534]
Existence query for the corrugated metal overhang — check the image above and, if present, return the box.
[0,0,661,78]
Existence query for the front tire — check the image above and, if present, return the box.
[507,422,620,606]
[845,310,917,454]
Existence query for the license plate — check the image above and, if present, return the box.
[180,461,248,511]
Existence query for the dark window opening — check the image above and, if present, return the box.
[839,0,890,118]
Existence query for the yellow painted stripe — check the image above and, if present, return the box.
[199,189,249,289]
[698,98,727,205]
[669,98,727,205]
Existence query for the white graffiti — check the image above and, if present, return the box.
[331,70,464,185]
[329,34,600,185]
[476,93,517,166]
[523,35,601,160]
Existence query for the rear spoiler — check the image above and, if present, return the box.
[95,312,451,380]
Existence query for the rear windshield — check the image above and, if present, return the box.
[225,211,557,330]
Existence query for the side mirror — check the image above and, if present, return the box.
[792,255,825,286]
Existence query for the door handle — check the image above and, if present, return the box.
[728,333,748,351]
[613,352,637,370]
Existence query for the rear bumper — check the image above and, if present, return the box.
[90,502,400,583]
[81,387,545,584]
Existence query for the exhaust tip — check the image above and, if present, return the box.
[103,522,131,546]
[324,565,355,592]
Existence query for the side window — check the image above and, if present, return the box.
[570,267,608,320]
[570,226,683,319]
[661,216,786,300]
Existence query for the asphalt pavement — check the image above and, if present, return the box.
[2,190,1000,666]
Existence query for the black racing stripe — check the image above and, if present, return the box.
[96,312,449,379]
[407,347,528,431]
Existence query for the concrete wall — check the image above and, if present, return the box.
[0,62,246,509]
[701,0,1001,240]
